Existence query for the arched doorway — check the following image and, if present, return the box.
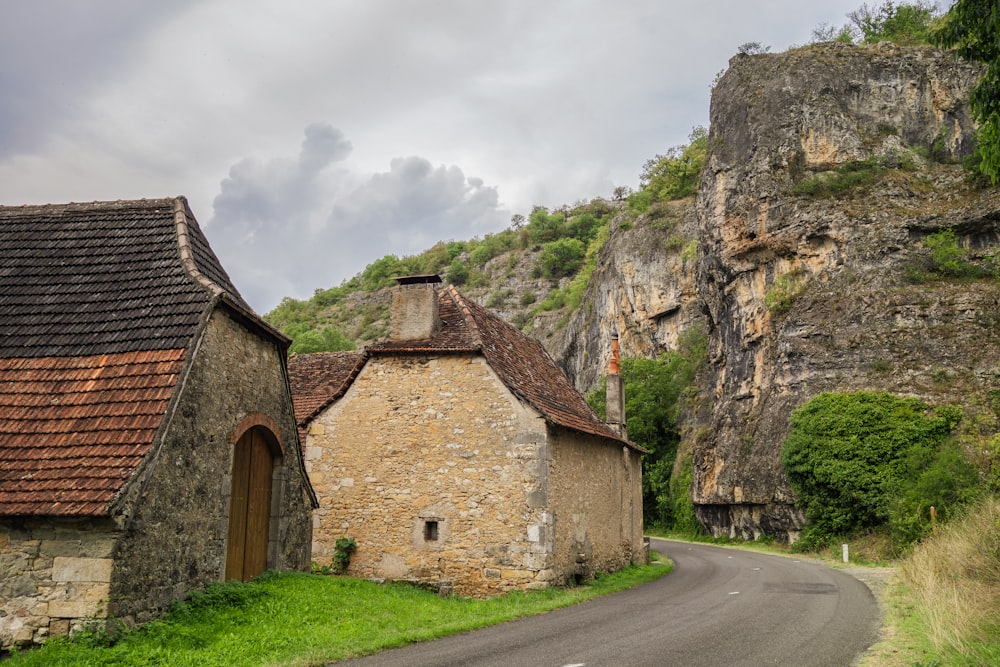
[225,426,277,581]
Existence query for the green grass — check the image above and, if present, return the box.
[5,562,671,667]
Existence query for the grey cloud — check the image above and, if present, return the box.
[0,2,194,154]
[207,126,507,313]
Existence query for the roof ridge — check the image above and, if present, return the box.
[172,196,224,297]
[0,197,176,214]
[445,285,483,348]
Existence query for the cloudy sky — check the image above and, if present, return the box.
[1,0,865,313]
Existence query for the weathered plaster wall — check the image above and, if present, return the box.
[306,353,555,596]
[548,430,644,582]
[108,307,313,626]
[0,518,116,647]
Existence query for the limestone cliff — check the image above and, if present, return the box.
[553,200,702,392]
[691,41,1000,540]
[546,41,1000,542]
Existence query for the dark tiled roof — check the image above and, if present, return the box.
[291,286,634,449]
[0,197,253,516]
[0,197,248,358]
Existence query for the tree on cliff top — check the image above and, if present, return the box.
[933,0,1000,184]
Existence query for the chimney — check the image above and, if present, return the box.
[390,274,442,341]
[606,334,627,438]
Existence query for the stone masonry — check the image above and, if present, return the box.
[307,353,554,595]
[0,518,116,646]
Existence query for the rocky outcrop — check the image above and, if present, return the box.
[691,42,1000,541]
[553,201,703,393]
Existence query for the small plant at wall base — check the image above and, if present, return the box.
[333,536,357,574]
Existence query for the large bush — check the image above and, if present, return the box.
[588,327,707,529]
[782,391,975,551]
[538,238,586,278]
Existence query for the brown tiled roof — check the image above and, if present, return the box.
[0,197,253,516]
[444,287,634,447]
[287,351,367,443]
[0,349,185,516]
[291,286,635,449]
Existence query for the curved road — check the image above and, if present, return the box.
[334,539,881,666]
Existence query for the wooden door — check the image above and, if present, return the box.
[225,428,274,581]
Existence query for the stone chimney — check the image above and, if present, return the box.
[390,274,442,341]
[606,334,627,438]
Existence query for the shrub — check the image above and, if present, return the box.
[286,324,356,354]
[538,238,586,279]
[782,391,969,551]
[359,255,403,292]
[445,259,469,286]
[628,127,707,214]
[526,207,568,245]
[333,536,357,574]
[852,0,937,45]
[468,232,516,268]
[790,158,882,197]
[765,269,807,315]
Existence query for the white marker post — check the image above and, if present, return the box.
[842,544,849,563]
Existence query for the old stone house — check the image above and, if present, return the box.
[289,276,644,596]
[0,197,316,648]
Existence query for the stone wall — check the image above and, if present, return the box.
[107,307,313,626]
[548,429,645,582]
[0,518,116,647]
[307,353,552,595]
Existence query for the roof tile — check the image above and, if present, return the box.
[0,197,250,516]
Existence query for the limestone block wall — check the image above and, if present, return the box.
[548,430,644,582]
[0,518,116,648]
[306,353,554,596]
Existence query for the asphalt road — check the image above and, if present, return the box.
[332,538,882,667]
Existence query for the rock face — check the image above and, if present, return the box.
[691,42,1000,540]
[554,200,703,393]
[549,42,1000,543]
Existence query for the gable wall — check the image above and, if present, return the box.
[548,429,645,583]
[307,353,554,595]
[107,308,313,626]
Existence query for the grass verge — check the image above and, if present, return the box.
[3,561,671,667]
[862,497,1000,666]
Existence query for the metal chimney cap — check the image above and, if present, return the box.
[392,274,443,285]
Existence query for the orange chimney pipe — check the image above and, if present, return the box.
[609,334,620,375]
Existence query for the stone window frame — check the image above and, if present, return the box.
[413,513,450,549]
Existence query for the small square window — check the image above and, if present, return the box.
[424,520,439,541]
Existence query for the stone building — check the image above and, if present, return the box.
[289,276,644,596]
[0,197,316,648]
